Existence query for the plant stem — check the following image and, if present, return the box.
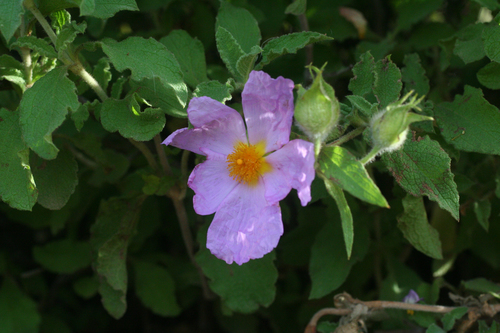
[325,126,366,148]
[71,60,108,101]
[129,139,159,171]
[359,146,380,165]
[154,134,172,176]
[23,0,57,45]
[19,19,33,86]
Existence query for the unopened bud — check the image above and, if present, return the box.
[294,65,340,143]
[370,91,433,154]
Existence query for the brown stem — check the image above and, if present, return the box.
[298,13,313,76]
[154,134,172,175]
[129,139,159,171]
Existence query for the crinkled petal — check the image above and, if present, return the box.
[162,116,246,157]
[263,139,315,206]
[187,96,241,127]
[188,158,239,215]
[207,182,283,265]
[242,71,294,152]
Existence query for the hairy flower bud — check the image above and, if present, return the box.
[294,65,340,143]
[370,92,432,153]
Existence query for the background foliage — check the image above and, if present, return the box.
[1,0,500,332]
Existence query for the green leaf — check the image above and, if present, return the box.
[73,275,99,299]
[215,26,246,81]
[0,278,41,333]
[395,0,444,31]
[79,0,139,19]
[426,323,446,333]
[0,108,38,210]
[345,95,378,117]
[11,36,58,58]
[90,196,144,319]
[454,24,485,64]
[319,146,389,208]
[216,1,261,54]
[92,58,112,92]
[348,51,375,97]
[382,133,459,220]
[50,9,71,33]
[133,260,181,317]
[37,0,78,15]
[477,61,500,89]
[285,0,307,15]
[373,55,402,108]
[435,85,500,155]
[196,226,278,313]
[56,21,87,52]
[309,208,369,299]
[100,96,166,141]
[397,195,443,259]
[0,0,23,41]
[258,32,334,68]
[236,45,262,82]
[473,0,500,10]
[323,179,354,259]
[130,77,187,118]
[402,53,430,96]
[19,67,79,160]
[101,37,188,108]
[33,239,92,273]
[479,320,498,333]
[193,80,233,103]
[482,24,500,63]
[30,149,78,210]
[441,307,468,331]
[159,29,209,89]
[474,199,491,231]
[463,277,500,298]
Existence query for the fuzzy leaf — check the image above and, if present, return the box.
[258,32,333,68]
[90,196,144,319]
[11,36,57,58]
[0,108,37,210]
[33,239,92,273]
[435,85,500,155]
[349,51,375,97]
[373,55,402,108]
[0,278,41,333]
[454,24,485,64]
[79,0,138,19]
[30,149,78,210]
[382,133,459,220]
[215,26,245,81]
[0,0,23,41]
[482,24,500,63]
[193,80,233,103]
[216,1,261,54]
[319,146,389,208]
[160,29,209,89]
[101,37,188,108]
[133,261,181,317]
[323,179,354,259]
[285,0,307,15]
[100,97,165,141]
[130,77,186,118]
[477,61,500,89]
[19,67,79,160]
[474,199,491,231]
[402,53,430,96]
[397,195,443,259]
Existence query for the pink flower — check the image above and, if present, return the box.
[163,71,315,265]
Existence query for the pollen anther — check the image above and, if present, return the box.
[227,142,270,185]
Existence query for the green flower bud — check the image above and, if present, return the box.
[294,65,340,143]
[369,91,433,154]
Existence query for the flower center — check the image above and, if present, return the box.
[227,142,271,185]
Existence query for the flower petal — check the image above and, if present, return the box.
[188,158,239,215]
[187,96,241,127]
[242,71,294,152]
[162,115,246,157]
[263,139,315,206]
[207,183,283,265]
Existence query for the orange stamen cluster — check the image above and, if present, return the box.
[227,142,270,185]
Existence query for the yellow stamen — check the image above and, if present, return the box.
[227,142,271,185]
